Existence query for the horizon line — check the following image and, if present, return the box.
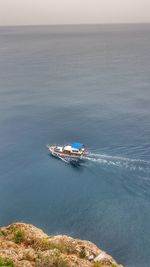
[0,22,150,28]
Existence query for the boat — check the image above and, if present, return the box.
[47,142,86,164]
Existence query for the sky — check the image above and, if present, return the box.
[0,0,150,26]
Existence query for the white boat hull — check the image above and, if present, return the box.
[47,145,85,163]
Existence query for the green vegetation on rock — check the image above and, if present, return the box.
[79,247,86,259]
[35,238,77,255]
[93,262,103,267]
[36,254,69,267]
[0,223,123,267]
[93,262,118,267]
[0,257,14,267]
[0,230,6,237]
[14,229,25,243]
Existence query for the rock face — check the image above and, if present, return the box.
[0,223,124,267]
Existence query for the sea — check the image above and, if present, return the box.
[0,24,150,267]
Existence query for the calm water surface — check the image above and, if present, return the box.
[0,24,150,267]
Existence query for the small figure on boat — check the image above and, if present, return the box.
[47,142,86,164]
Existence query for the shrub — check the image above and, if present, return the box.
[0,230,6,237]
[0,231,4,237]
[79,247,86,259]
[36,239,77,255]
[93,262,103,267]
[14,229,25,243]
[0,257,14,267]
[53,257,69,267]
[63,242,77,255]
[41,238,51,250]
[35,255,69,267]
[93,261,118,267]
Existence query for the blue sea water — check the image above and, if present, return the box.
[0,24,150,267]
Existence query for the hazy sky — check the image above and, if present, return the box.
[0,0,150,26]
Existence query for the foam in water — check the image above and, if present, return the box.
[84,152,150,173]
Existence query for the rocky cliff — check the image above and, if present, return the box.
[0,223,123,267]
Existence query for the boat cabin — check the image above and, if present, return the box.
[63,143,84,155]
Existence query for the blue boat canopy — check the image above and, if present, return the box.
[71,142,84,149]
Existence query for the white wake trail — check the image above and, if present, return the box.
[84,152,150,172]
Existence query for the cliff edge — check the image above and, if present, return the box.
[0,223,123,267]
